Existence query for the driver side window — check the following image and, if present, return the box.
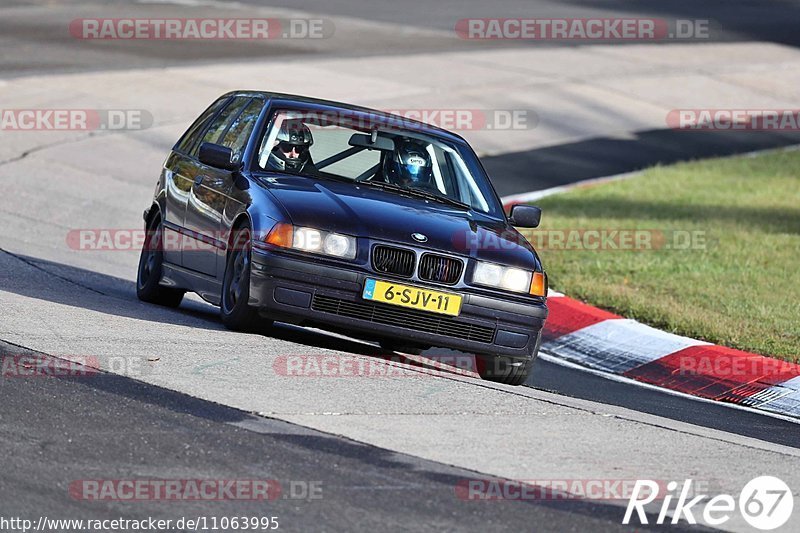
[218,98,264,163]
[174,97,229,155]
[191,96,251,158]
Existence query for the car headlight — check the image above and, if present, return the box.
[266,223,357,259]
[472,261,547,296]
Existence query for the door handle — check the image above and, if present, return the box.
[194,175,204,186]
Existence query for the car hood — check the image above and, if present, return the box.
[256,174,540,270]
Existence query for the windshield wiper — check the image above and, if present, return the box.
[407,188,471,210]
[361,181,470,210]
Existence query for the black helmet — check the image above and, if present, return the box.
[269,120,313,171]
[384,139,433,186]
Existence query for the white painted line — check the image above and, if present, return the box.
[501,170,642,206]
[500,145,800,207]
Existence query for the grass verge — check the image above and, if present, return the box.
[524,148,800,362]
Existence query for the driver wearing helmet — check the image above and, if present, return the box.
[267,120,315,172]
[383,139,436,190]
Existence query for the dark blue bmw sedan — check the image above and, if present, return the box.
[138,91,548,385]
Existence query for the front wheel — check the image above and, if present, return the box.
[475,354,534,386]
[136,214,184,308]
[221,226,267,332]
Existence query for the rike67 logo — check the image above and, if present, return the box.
[624,476,793,530]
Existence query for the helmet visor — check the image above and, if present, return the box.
[277,141,308,157]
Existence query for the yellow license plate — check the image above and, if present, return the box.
[362,278,462,316]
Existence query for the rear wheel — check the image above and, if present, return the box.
[475,354,534,386]
[221,225,266,332]
[136,214,184,308]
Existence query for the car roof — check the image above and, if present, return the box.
[220,90,470,145]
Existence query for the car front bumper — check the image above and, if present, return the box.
[249,249,548,360]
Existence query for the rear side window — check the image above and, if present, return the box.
[174,97,229,154]
[193,96,251,156]
[219,98,264,163]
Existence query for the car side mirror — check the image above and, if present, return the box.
[199,142,238,171]
[508,205,542,228]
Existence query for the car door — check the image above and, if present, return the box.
[183,96,263,277]
[162,96,229,266]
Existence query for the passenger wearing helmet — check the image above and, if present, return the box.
[383,139,436,190]
[267,120,315,172]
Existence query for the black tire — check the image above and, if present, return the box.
[476,354,534,386]
[221,225,266,332]
[136,214,184,308]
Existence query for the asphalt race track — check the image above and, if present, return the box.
[4,342,683,532]
[1,1,799,531]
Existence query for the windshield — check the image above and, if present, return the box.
[256,108,504,217]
